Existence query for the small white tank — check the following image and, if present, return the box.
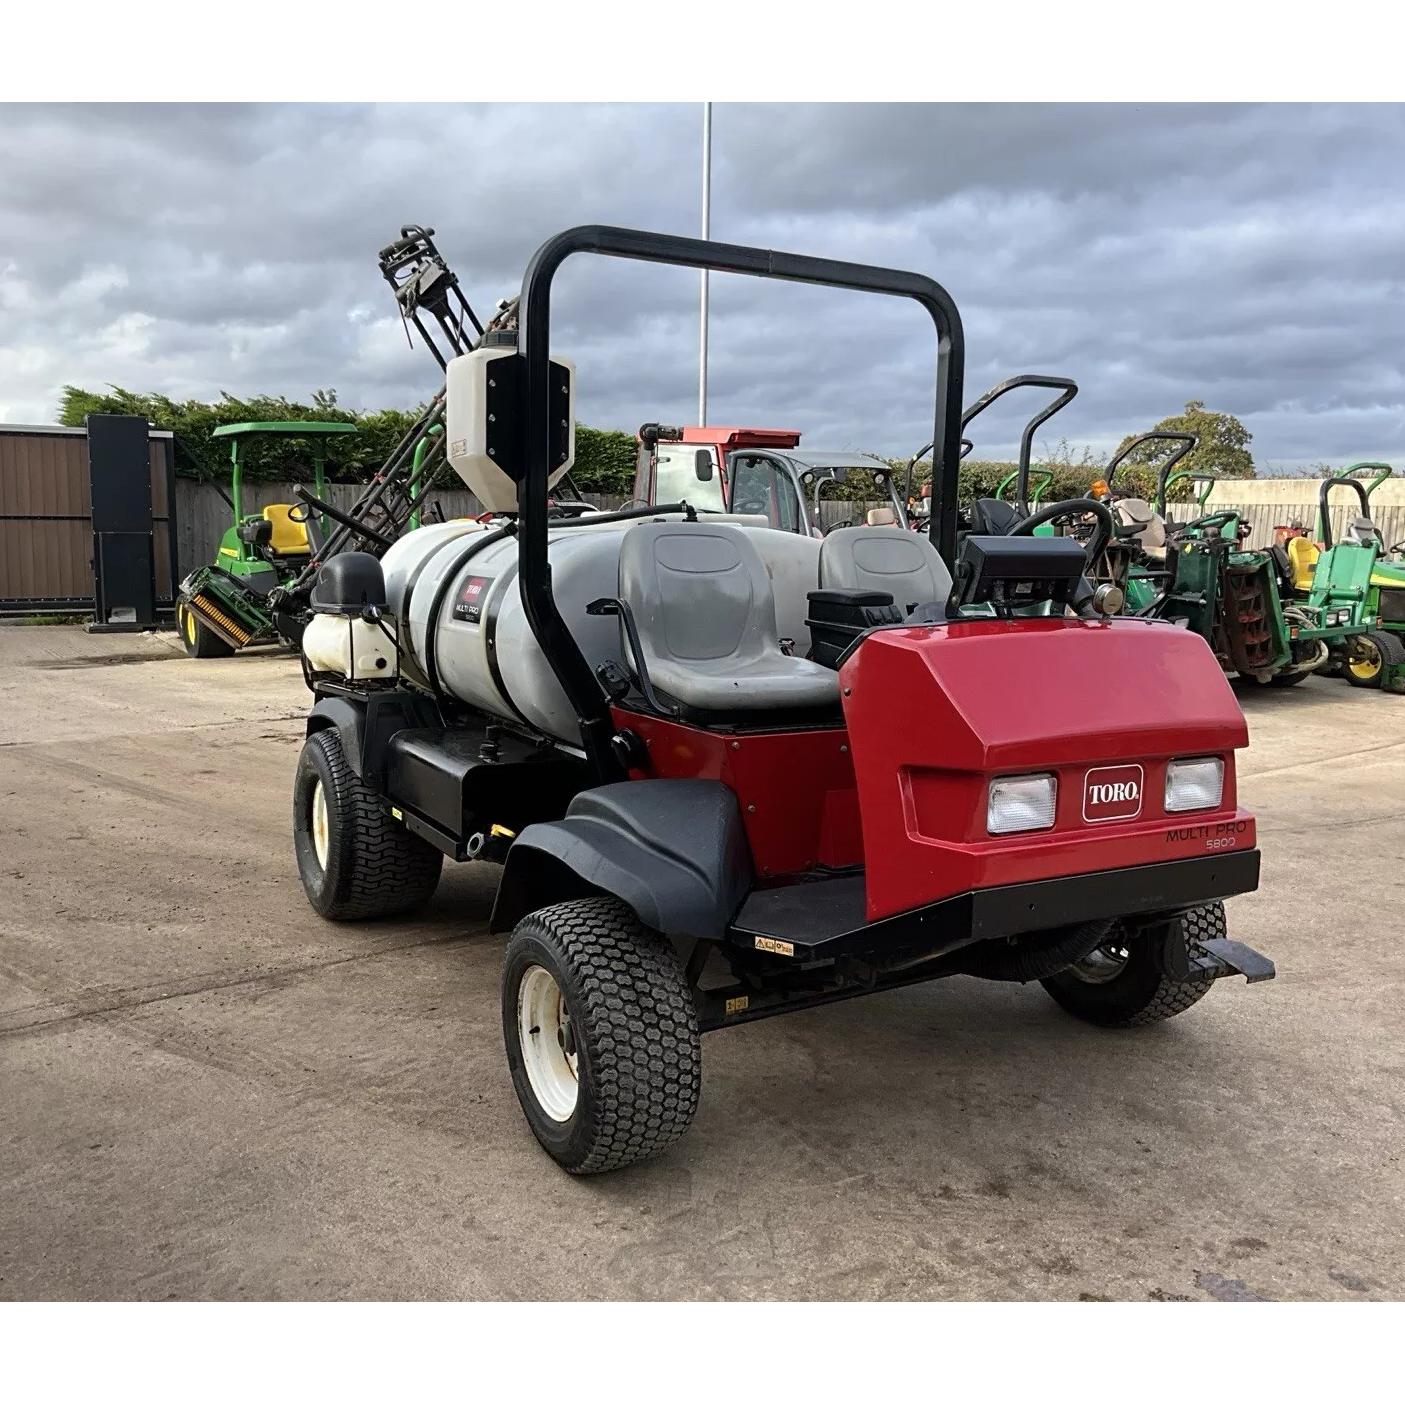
[303,613,398,681]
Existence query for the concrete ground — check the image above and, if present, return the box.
[1,623,1401,1302]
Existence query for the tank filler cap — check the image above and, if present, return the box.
[1091,583,1125,617]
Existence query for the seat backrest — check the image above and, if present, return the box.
[263,503,310,555]
[866,506,898,527]
[1286,535,1319,590]
[818,526,954,615]
[620,521,780,669]
[969,498,1021,535]
[1347,515,1383,547]
[1115,498,1167,559]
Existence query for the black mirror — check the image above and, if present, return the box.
[831,465,849,484]
[695,450,714,482]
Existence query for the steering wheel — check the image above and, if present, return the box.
[1184,510,1240,536]
[823,518,853,535]
[1009,499,1115,568]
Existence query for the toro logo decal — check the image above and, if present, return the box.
[1082,764,1143,823]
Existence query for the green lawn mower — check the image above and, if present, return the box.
[176,421,357,657]
[1150,489,1371,687]
[1289,468,1405,692]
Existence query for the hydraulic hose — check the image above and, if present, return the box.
[949,917,1117,983]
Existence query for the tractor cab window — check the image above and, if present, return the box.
[728,454,801,533]
[651,444,725,513]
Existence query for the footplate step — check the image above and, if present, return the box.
[1197,936,1276,984]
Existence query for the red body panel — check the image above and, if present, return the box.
[838,618,1253,921]
[610,708,860,878]
[678,426,802,452]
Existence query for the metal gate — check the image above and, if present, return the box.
[0,423,177,616]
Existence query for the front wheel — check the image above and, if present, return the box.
[502,897,701,1174]
[1345,629,1405,689]
[293,728,442,920]
[177,597,235,658]
[1040,902,1224,1027]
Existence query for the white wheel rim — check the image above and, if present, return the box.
[311,779,330,870]
[518,964,579,1122]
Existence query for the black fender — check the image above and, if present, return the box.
[305,690,441,783]
[306,696,367,775]
[490,779,752,940]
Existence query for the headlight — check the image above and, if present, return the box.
[987,773,1057,834]
[1164,757,1224,813]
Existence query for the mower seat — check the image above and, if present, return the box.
[969,498,1021,535]
[1112,498,1167,561]
[1346,515,1383,547]
[262,503,311,556]
[865,506,899,527]
[818,526,954,618]
[1286,535,1319,591]
[618,521,838,713]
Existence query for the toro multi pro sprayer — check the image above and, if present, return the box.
[290,226,1273,1174]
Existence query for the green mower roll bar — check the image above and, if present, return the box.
[996,465,1052,508]
[1157,469,1218,519]
[212,420,357,529]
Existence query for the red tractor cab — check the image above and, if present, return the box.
[632,424,801,518]
[293,224,1273,1176]
[636,426,908,537]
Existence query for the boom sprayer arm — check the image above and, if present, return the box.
[274,228,521,610]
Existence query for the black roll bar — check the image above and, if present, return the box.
[1318,475,1372,551]
[987,376,1078,518]
[516,224,966,780]
[902,374,1078,519]
[1100,431,1198,501]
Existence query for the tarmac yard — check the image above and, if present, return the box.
[1,624,1402,1302]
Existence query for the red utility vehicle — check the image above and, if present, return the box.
[291,225,1273,1175]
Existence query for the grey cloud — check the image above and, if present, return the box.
[2,102,1404,469]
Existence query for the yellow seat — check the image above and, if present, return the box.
[262,503,311,556]
[1285,535,1319,591]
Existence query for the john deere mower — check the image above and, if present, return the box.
[176,421,357,656]
[289,224,1271,1174]
[1284,469,1405,692]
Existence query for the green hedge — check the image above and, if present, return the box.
[58,386,640,495]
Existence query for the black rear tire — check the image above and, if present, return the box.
[1345,629,1405,689]
[293,727,442,920]
[177,597,235,658]
[1040,902,1224,1027]
[502,897,701,1174]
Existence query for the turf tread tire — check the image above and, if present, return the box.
[1040,901,1224,1028]
[1345,629,1405,689]
[503,897,701,1175]
[293,727,441,920]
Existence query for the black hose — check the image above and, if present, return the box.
[950,917,1116,983]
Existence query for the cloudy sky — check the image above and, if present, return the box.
[2,102,1403,470]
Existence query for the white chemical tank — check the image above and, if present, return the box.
[327,513,826,747]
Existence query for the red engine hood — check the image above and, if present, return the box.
[839,618,1252,921]
[841,618,1247,769]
